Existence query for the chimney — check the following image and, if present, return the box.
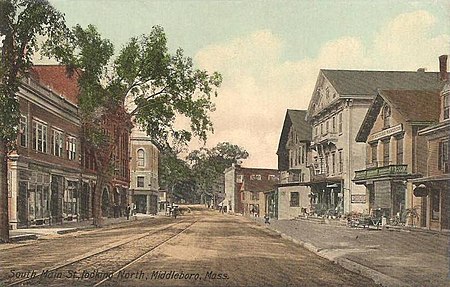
[439,55,448,81]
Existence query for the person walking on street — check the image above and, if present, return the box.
[264,214,270,224]
[126,204,131,220]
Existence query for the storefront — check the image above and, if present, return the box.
[412,178,449,231]
[309,181,344,216]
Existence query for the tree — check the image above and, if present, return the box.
[47,25,222,226]
[0,0,66,242]
[159,149,197,203]
[188,142,248,206]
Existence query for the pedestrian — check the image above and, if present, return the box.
[173,206,178,219]
[126,204,131,220]
[264,214,270,224]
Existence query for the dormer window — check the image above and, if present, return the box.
[382,104,391,128]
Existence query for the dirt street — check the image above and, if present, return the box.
[0,207,377,287]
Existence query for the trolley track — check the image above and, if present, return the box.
[6,219,198,286]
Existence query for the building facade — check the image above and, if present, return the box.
[306,69,443,216]
[354,89,441,223]
[276,110,312,219]
[238,168,278,217]
[129,125,159,214]
[412,55,450,231]
[8,69,82,229]
[223,165,278,215]
[8,65,132,229]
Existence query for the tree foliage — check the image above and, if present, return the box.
[188,142,249,200]
[46,24,222,225]
[0,0,66,145]
[0,0,67,242]
[159,149,197,203]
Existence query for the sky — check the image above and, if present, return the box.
[47,0,450,168]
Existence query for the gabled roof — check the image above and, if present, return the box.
[356,89,441,142]
[322,69,443,96]
[30,65,80,105]
[276,109,311,154]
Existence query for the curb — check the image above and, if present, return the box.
[254,219,408,287]
[56,228,79,235]
[9,234,38,242]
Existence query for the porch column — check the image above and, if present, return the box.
[9,160,19,229]
[146,194,151,214]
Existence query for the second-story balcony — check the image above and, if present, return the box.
[313,131,339,146]
[354,164,408,182]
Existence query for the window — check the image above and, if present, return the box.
[444,94,449,120]
[268,174,277,181]
[19,115,27,147]
[331,152,336,174]
[332,116,336,133]
[137,176,145,188]
[382,105,391,129]
[250,174,262,180]
[289,150,293,167]
[67,136,77,160]
[320,123,323,135]
[319,157,324,174]
[297,147,301,165]
[236,175,243,183]
[438,140,449,173]
[137,149,145,167]
[338,113,343,133]
[396,136,404,164]
[294,149,298,166]
[383,140,390,166]
[290,192,299,207]
[338,150,343,172]
[371,143,378,164]
[301,146,305,164]
[51,129,63,157]
[325,153,329,174]
[32,120,47,153]
[325,120,329,134]
[315,126,318,137]
[431,190,440,220]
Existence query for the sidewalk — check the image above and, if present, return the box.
[9,214,158,242]
[251,216,449,287]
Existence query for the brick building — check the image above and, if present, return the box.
[8,65,131,229]
[8,68,81,229]
[223,165,278,216]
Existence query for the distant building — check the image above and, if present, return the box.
[412,55,449,231]
[306,69,443,216]
[223,165,278,215]
[129,126,159,214]
[276,109,312,219]
[354,89,441,224]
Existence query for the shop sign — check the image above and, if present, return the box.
[351,194,366,203]
[368,124,403,142]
